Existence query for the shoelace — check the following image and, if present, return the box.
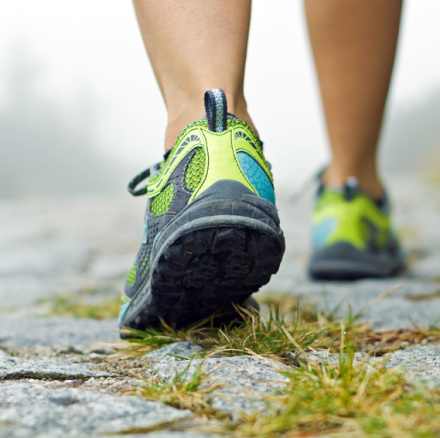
[128,161,164,197]
[127,167,151,197]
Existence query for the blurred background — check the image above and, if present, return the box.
[1,0,440,199]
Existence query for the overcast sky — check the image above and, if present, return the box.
[1,1,440,192]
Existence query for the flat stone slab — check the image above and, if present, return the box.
[288,346,440,390]
[129,434,221,438]
[0,382,192,437]
[0,316,119,352]
[0,355,116,380]
[268,278,440,330]
[148,353,289,414]
[142,342,205,364]
[386,345,440,388]
[0,276,51,310]
[140,434,221,438]
[288,346,440,389]
[410,253,440,280]
[290,350,374,368]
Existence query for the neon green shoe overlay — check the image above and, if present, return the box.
[147,119,273,204]
[312,189,393,250]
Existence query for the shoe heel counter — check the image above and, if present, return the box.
[190,128,256,202]
[192,88,275,205]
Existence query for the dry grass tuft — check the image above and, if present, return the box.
[38,286,120,319]
[224,340,440,437]
[130,360,228,420]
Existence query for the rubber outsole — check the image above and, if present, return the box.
[120,221,283,332]
[308,242,404,281]
[119,181,285,333]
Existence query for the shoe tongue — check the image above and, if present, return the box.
[204,89,228,133]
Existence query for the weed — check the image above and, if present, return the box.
[119,299,440,361]
[225,341,440,437]
[131,360,227,420]
[119,301,375,362]
[406,290,440,301]
[119,299,440,437]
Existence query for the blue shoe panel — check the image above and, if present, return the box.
[312,217,337,248]
[118,302,130,325]
[237,151,275,205]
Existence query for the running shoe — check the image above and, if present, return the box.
[119,89,285,332]
[308,176,404,280]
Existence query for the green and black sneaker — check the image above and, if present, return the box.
[119,89,285,332]
[308,176,404,280]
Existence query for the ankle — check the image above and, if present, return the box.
[322,164,384,199]
[165,113,200,152]
[230,98,259,138]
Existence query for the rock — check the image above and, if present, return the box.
[386,345,440,388]
[143,342,205,363]
[289,350,372,367]
[411,253,440,279]
[0,316,118,351]
[0,238,91,278]
[0,382,192,437]
[0,276,50,310]
[140,433,222,438]
[0,356,116,380]
[289,279,440,330]
[148,355,290,415]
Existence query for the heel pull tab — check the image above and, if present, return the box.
[204,89,227,133]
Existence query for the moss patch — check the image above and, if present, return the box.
[38,286,120,319]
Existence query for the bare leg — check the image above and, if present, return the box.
[305,0,402,198]
[133,0,255,151]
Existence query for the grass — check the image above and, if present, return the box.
[118,297,440,361]
[116,296,440,437]
[38,286,120,319]
[405,289,440,301]
[130,360,228,420]
[224,342,440,437]
[118,300,362,361]
[122,326,440,437]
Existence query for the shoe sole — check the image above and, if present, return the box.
[308,242,404,281]
[120,182,285,332]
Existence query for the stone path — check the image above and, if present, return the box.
[1,176,440,437]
